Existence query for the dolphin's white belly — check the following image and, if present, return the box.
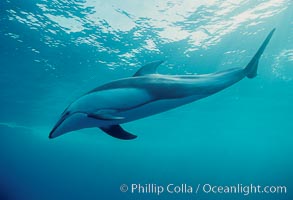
[69,87,205,126]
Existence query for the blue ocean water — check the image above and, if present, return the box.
[0,0,293,199]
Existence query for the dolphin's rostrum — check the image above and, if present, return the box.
[49,29,275,140]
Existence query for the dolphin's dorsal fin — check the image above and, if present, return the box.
[88,109,124,120]
[133,60,164,76]
[100,125,137,140]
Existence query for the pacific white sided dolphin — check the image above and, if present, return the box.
[49,29,275,140]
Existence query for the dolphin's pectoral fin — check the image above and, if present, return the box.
[100,125,137,140]
[133,60,164,76]
[88,109,125,120]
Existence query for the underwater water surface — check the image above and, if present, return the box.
[0,0,293,199]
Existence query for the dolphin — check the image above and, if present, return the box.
[49,29,275,140]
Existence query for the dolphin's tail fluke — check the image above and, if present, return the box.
[244,28,275,78]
